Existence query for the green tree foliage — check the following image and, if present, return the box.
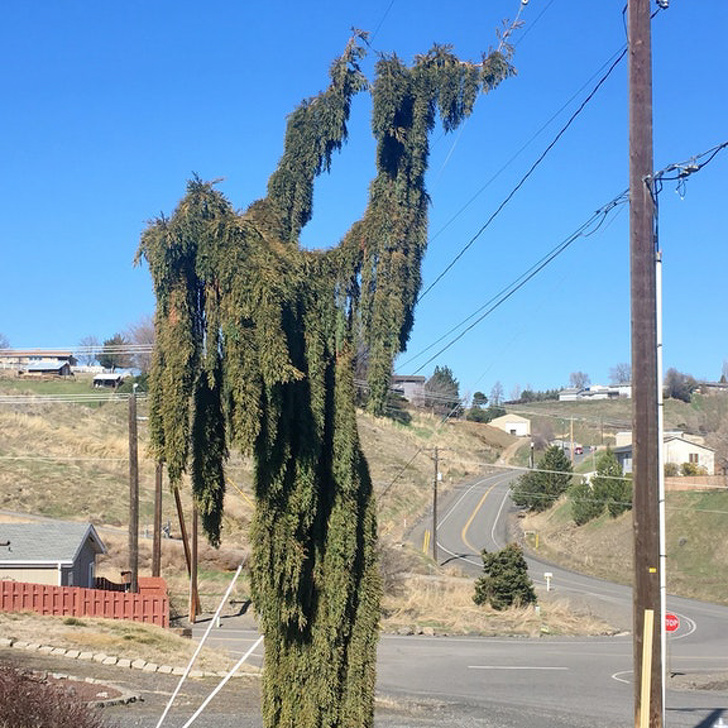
[593,448,631,518]
[425,365,461,416]
[664,367,698,403]
[136,34,514,728]
[570,480,604,526]
[473,543,536,610]
[472,391,488,407]
[680,461,707,476]
[511,445,573,511]
[569,448,631,525]
[511,388,559,404]
[664,462,679,477]
[466,403,505,423]
[98,333,132,370]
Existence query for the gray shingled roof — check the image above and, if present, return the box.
[0,522,105,565]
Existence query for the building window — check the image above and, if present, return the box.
[689,453,699,464]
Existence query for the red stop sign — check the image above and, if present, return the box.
[665,613,680,632]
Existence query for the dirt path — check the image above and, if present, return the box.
[496,438,526,466]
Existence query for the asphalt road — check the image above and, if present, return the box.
[182,471,728,727]
[425,470,728,726]
[71,469,726,728]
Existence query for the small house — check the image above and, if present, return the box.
[22,360,73,377]
[390,375,426,406]
[489,413,531,437]
[0,521,106,588]
[93,372,127,388]
[614,437,715,476]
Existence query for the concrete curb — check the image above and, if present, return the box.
[0,636,261,679]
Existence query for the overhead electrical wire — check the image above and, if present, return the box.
[417,48,628,303]
[418,4,668,303]
[401,190,628,374]
[400,137,728,377]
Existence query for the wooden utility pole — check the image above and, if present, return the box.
[189,505,199,623]
[569,417,575,463]
[432,447,439,562]
[629,1,662,726]
[173,486,202,615]
[128,387,139,594]
[152,461,163,577]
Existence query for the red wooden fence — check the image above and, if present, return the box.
[0,577,169,628]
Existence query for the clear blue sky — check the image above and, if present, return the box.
[2,1,726,398]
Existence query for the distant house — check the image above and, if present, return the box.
[0,350,77,369]
[615,430,705,448]
[614,437,715,476]
[0,521,106,588]
[93,372,127,388]
[558,387,582,402]
[390,375,426,406]
[489,413,531,437]
[558,384,631,401]
[21,360,73,377]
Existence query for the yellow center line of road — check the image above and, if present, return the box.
[460,482,498,554]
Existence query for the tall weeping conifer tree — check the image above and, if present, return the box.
[137,33,514,728]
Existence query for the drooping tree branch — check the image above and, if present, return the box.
[137,34,514,728]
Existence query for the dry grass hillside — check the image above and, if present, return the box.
[8,376,612,636]
[519,486,728,606]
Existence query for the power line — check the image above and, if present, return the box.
[417,48,628,302]
[402,191,628,374]
[418,4,670,304]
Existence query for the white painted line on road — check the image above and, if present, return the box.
[468,665,569,671]
[612,670,632,684]
[490,487,511,550]
[669,611,697,641]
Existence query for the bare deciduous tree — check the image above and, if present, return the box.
[126,315,155,373]
[490,381,504,406]
[569,371,590,389]
[609,362,632,384]
[77,335,100,366]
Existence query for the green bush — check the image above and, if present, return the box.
[569,481,603,526]
[680,462,708,477]
[473,543,536,611]
[511,446,573,512]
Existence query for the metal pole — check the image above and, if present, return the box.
[152,461,163,577]
[128,387,139,594]
[629,1,662,725]
[656,251,667,719]
[432,446,438,563]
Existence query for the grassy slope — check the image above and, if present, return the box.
[520,488,728,606]
[513,393,728,606]
[4,376,725,628]
[507,394,723,449]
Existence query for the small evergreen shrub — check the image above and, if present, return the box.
[473,543,536,611]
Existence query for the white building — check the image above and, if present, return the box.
[614,436,715,475]
[489,413,531,437]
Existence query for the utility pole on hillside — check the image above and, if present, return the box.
[629,1,662,726]
[152,461,163,577]
[128,385,139,593]
[432,447,439,563]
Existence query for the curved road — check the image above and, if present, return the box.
[192,470,728,727]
